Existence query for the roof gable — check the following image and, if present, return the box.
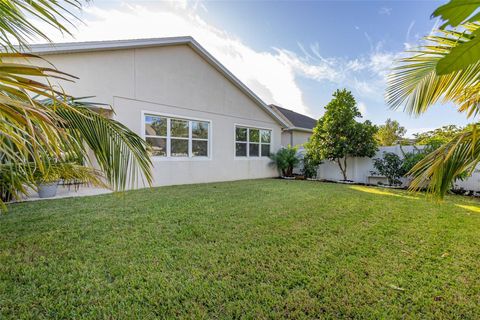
[26,37,289,127]
[270,105,317,131]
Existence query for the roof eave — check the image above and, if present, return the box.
[284,126,314,133]
[25,36,195,55]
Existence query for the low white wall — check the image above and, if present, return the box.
[315,146,480,191]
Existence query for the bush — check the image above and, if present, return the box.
[373,152,405,186]
[269,146,300,177]
[401,150,426,174]
[302,152,321,179]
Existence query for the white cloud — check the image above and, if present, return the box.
[368,51,399,79]
[358,102,367,117]
[31,2,405,117]
[34,2,316,115]
[405,127,435,138]
[346,59,366,72]
[379,7,392,16]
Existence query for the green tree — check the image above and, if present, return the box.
[413,125,463,148]
[375,119,406,146]
[386,2,480,198]
[307,89,378,181]
[0,1,152,208]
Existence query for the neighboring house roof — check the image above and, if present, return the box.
[26,36,289,128]
[269,105,317,132]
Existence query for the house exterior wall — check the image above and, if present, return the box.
[281,131,292,146]
[37,45,283,187]
[291,131,311,148]
[280,130,311,148]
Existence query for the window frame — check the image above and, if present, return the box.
[234,124,272,159]
[142,111,212,161]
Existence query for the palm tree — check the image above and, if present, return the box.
[386,22,480,197]
[0,1,152,208]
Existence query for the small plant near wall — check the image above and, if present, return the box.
[33,161,105,198]
[269,146,300,178]
[302,152,322,179]
[373,152,405,186]
[401,150,426,174]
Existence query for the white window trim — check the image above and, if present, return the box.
[234,123,273,160]
[141,110,212,161]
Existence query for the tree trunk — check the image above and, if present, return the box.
[337,158,348,181]
[287,166,293,177]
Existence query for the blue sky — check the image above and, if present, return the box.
[41,0,471,136]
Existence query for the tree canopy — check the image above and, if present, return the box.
[413,125,464,148]
[307,89,378,181]
[375,119,406,146]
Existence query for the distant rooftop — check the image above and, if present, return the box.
[270,105,317,131]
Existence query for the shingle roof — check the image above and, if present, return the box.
[270,105,317,130]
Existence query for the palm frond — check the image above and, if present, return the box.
[408,125,480,197]
[386,23,480,116]
[0,0,86,51]
[0,53,79,167]
[41,97,153,190]
[0,0,152,212]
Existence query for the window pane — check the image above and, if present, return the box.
[236,143,247,156]
[249,143,259,157]
[171,119,189,138]
[192,140,208,157]
[261,144,270,157]
[192,121,209,139]
[261,130,271,143]
[171,139,188,157]
[236,127,247,141]
[146,137,167,156]
[145,115,167,136]
[249,129,259,142]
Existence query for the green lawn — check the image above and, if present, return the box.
[1,179,480,319]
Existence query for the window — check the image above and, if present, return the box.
[170,119,189,157]
[144,114,210,158]
[145,115,167,157]
[235,126,271,157]
[191,121,209,157]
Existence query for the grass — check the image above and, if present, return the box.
[1,179,480,319]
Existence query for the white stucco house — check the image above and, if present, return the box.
[28,36,317,187]
[269,104,317,149]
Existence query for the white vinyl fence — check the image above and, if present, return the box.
[315,145,480,192]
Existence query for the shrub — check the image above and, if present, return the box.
[401,150,426,174]
[269,146,300,177]
[302,152,321,179]
[373,152,405,186]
